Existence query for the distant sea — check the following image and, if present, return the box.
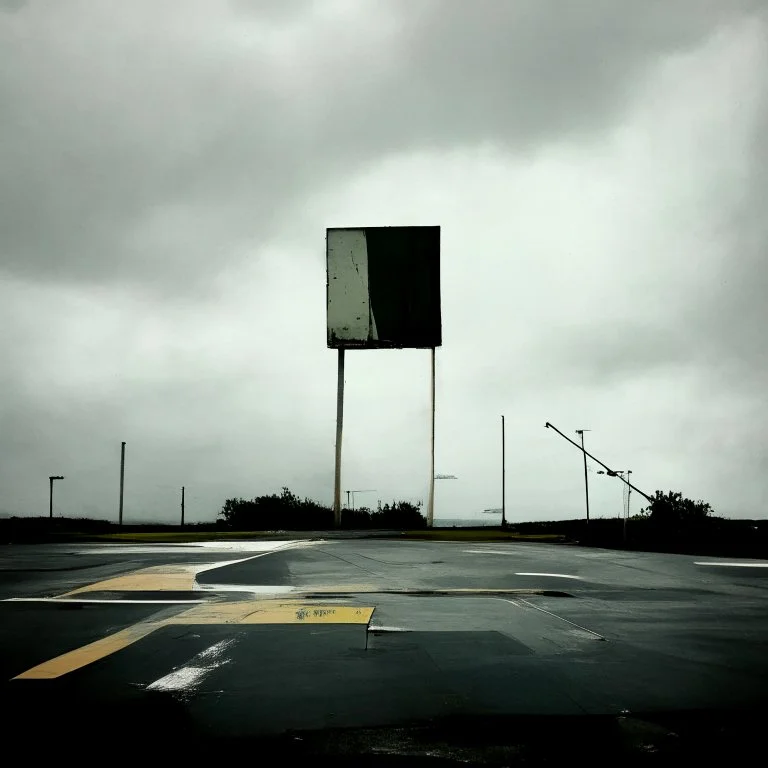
[432,517,500,527]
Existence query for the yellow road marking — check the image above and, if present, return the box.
[12,601,374,680]
[13,622,161,680]
[59,556,262,596]
[173,602,375,625]
[63,571,196,595]
[248,605,373,624]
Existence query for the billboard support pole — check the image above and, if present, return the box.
[333,348,345,527]
[427,347,436,527]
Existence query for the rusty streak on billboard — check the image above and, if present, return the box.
[326,226,441,349]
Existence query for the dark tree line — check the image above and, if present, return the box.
[218,487,426,530]
[639,490,713,527]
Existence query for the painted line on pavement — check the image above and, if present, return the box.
[147,637,237,693]
[515,572,582,579]
[3,597,210,605]
[504,598,605,641]
[170,601,375,626]
[61,571,199,595]
[73,540,315,555]
[13,622,161,679]
[463,549,516,555]
[196,583,297,595]
[12,600,374,680]
[694,562,768,567]
[60,541,301,597]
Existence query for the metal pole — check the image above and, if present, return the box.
[49,476,54,519]
[119,441,126,526]
[624,470,631,544]
[181,486,185,527]
[501,415,506,528]
[577,430,590,525]
[333,349,345,527]
[427,347,436,527]
[544,422,653,502]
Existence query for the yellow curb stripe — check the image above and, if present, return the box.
[172,602,375,625]
[13,622,161,680]
[62,572,196,595]
[12,601,374,680]
[59,557,258,597]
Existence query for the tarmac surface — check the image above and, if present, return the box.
[2,536,768,758]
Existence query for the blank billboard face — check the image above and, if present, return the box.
[326,226,441,349]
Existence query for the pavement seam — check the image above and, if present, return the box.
[507,598,606,641]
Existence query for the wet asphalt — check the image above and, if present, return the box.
[1,537,767,751]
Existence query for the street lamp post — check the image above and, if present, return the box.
[625,470,632,542]
[118,441,126,526]
[49,475,64,519]
[501,415,506,528]
[598,468,632,544]
[575,429,591,525]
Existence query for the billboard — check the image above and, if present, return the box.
[326,226,441,349]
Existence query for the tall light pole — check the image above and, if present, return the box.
[118,441,126,526]
[49,475,64,519]
[598,468,632,544]
[544,422,653,504]
[623,470,631,543]
[575,429,590,525]
[180,486,185,527]
[501,415,506,528]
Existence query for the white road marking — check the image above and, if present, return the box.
[694,562,768,567]
[73,547,210,555]
[196,583,296,595]
[12,543,302,603]
[2,597,210,604]
[515,572,582,580]
[463,549,516,555]
[147,638,237,692]
[74,540,312,556]
[193,540,314,552]
[147,666,208,691]
[367,625,409,633]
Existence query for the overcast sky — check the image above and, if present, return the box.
[2,0,766,524]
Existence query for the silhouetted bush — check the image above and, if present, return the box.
[218,489,426,530]
[641,490,713,527]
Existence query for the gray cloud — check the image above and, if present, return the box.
[2,0,762,291]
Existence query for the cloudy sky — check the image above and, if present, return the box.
[1,0,766,524]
